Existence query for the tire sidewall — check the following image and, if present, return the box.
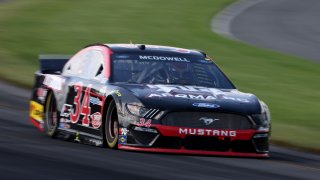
[104,100,119,148]
[44,91,59,137]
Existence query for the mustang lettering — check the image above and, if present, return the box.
[179,128,236,137]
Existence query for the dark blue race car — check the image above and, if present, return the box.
[29,43,271,157]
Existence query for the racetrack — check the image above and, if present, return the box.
[215,0,320,62]
[1,1,320,179]
[0,80,319,179]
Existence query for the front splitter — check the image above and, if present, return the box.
[118,144,269,158]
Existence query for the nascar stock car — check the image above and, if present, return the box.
[29,43,271,157]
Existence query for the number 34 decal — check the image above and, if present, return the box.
[62,82,103,129]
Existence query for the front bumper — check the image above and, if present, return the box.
[118,125,270,157]
[118,145,269,157]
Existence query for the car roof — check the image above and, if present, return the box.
[104,43,205,57]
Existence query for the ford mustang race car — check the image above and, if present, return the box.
[30,43,271,157]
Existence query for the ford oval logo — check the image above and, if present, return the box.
[192,103,220,108]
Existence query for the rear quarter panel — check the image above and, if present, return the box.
[30,71,66,130]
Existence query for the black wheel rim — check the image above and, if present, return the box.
[106,105,118,143]
[46,94,58,131]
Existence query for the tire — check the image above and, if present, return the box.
[44,91,59,137]
[104,100,119,149]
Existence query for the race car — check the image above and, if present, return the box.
[29,43,271,157]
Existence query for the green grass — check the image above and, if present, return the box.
[0,0,319,151]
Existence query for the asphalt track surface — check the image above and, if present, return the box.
[1,1,320,179]
[229,0,320,62]
[0,79,320,180]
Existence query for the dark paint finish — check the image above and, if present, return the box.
[115,83,261,114]
[30,44,270,156]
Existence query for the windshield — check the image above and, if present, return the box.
[111,54,235,89]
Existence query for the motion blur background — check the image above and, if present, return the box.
[1,1,320,179]
[0,0,319,152]
[0,0,320,151]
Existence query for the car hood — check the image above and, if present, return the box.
[117,84,261,115]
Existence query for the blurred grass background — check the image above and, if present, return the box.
[0,0,319,151]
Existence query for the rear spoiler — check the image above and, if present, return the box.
[39,54,72,74]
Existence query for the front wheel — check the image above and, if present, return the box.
[104,100,119,149]
[44,91,59,137]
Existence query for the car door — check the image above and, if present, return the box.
[78,49,108,137]
[59,47,108,139]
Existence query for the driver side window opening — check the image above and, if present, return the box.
[62,49,106,81]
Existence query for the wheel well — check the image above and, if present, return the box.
[103,96,115,115]
[102,95,115,146]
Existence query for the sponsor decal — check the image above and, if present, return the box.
[112,90,122,97]
[43,75,65,91]
[119,135,127,144]
[59,122,70,129]
[133,126,158,133]
[193,103,220,108]
[147,85,250,103]
[60,104,72,118]
[137,118,151,128]
[139,55,190,62]
[91,112,102,129]
[179,128,236,137]
[199,117,220,125]
[119,128,129,135]
[75,132,80,142]
[148,84,220,94]
[148,93,216,100]
[59,122,65,129]
[37,88,48,103]
[90,97,102,106]
[30,101,44,122]
[60,118,71,123]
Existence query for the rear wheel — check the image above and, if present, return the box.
[44,91,59,137]
[105,100,119,148]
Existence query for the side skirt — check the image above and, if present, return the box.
[56,128,104,147]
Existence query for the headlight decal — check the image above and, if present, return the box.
[251,100,271,129]
[126,104,150,117]
[126,104,162,119]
